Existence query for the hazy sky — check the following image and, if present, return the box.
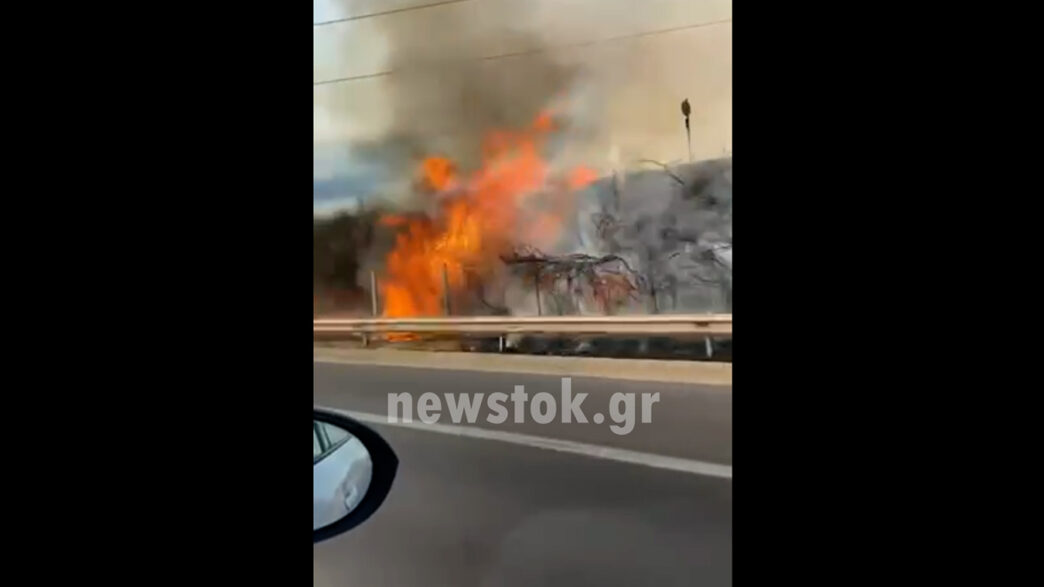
[313,0,732,215]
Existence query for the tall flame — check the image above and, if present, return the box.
[379,112,597,317]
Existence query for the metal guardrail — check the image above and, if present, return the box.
[313,314,733,336]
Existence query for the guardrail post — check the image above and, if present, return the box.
[370,271,378,316]
[442,264,452,316]
[535,267,542,316]
[362,270,379,348]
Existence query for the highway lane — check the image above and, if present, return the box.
[314,361,732,465]
[314,362,732,586]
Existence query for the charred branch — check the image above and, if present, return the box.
[501,250,641,276]
[637,159,686,187]
[500,248,645,313]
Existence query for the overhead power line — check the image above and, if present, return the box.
[314,0,473,27]
[314,18,732,87]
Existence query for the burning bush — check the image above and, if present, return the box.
[376,112,598,318]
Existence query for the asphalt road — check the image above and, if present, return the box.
[313,361,732,586]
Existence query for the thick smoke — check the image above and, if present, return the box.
[349,2,597,292]
[349,3,590,197]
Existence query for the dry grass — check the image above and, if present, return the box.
[314,334,465,352]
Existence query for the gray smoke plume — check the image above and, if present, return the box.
[347,3,599,294]
[348,4,590,205]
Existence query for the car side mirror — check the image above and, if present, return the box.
[313,408,398,543]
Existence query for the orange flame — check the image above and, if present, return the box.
[421,156,456,191]
[379,112,598,318]
[379,215,410,227]
[568,167,598,191]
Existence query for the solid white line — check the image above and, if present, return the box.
[329,408,733,480]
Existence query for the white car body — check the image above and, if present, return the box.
[313,429,373,530]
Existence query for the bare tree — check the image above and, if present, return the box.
[501,248,642,315]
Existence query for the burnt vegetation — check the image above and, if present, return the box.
[313,211,379,314]
[496,157,733,316]
[313,158,732,360]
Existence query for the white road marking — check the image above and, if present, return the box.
[329,408,733,480]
